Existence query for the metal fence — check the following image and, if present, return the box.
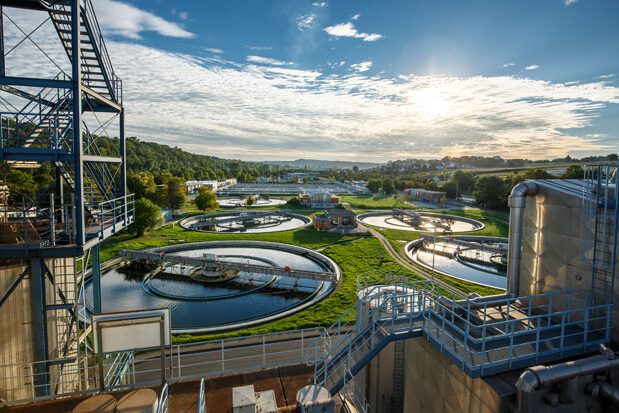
[0,327,327,407]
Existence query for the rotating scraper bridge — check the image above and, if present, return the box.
[190,210,293,229]
[118,249,336,282]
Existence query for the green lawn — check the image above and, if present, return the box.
[341,195,415,209]
[99,225,357,263]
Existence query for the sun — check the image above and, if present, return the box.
[416,88,452,119]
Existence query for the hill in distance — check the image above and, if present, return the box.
[264,158,381,170]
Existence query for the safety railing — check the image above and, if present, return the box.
[198,378,206,413]
[85,194,135,241]
[82,0,122,103]
[0,111,73,150]
[0,193,76,248]
[309,276,613,393]
[103,351,135,390]
[156,382,169,413]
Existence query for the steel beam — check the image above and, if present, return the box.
[82,85,122,112]
[83,155,122,163]
[0,8,5,77]
[30,259,50,397]
[71,0,85,246]
[0,76,72,88]
[92,244,101,314]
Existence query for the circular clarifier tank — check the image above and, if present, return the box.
[84,241,340,333]
[179,211,311,233]
[218,197,287,207]
[358,211,484,233]
[404,236,508,289]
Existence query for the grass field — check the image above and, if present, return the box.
[340,195,414,209]
[99,224,357,263]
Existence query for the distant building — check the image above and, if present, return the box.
[185,178,237,194]
[314,210,357,231]
[299,192,339,208]
[405,188,446,203]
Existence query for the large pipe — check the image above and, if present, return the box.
[443,181,538,310]
[506,181,538,296]
[516,345,619,412]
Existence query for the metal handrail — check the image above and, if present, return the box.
[198,378,206,413]
[156,382,169,413]
[310,279,613,391]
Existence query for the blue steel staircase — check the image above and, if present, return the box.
[0,1,133,400]
[0,0,133,255]
[306,274,612,396]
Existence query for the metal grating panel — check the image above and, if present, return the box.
[580,164,619,305]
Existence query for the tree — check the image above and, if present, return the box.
[246,195,255,206]
[452,170,475,193]
[474,176,507,209]
[563,164,584,179]
[127,171,156,200]
[195,187,218,211]
[367,179,381,194]
[382,177,395,195]
[166,177,186,211]
[441,181,458,198]
[131,197,163,236]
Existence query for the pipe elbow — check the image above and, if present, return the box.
[516,369,541,393]
[509,182,538,208]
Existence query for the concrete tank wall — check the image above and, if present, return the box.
[402,338,503,413]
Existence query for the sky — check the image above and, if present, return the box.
[3,0,619,162]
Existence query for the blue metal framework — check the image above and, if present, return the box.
[580,164,619,306]
[0,0,133,399]
[306,271,612,395]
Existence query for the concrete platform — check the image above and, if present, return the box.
[0,365,313,413]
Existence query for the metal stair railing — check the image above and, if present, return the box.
[48,0,122,103]
[311,279,614,395]
[198,378,206,413]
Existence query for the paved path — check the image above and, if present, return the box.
[358,222,468,296]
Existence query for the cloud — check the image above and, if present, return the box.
[246,55,293,66]
[178,11,188,20]
[351,61,372,72]
[525,65,539,70]
[247,45,272,51]
[501,63,515,68]
[312,2,328,7]
[351,14,360,21]
[2,8,618,162]
[564,0,578,5]
[324,22,383,42]
[204,48,224,54]
[93,0,194,39]
[297,14,317,32]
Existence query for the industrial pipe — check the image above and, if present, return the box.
[506,181,538,296]
[516,345,619,413]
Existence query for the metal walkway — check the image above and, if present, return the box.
[118,249,336,282]
[305,274,612,395]
[419,234,506,254]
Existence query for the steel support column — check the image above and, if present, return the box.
[0,6,5,77]
[71,0,85,246]
[91,244,101,314]
[30,259,50,396]
[120,108,127,224]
